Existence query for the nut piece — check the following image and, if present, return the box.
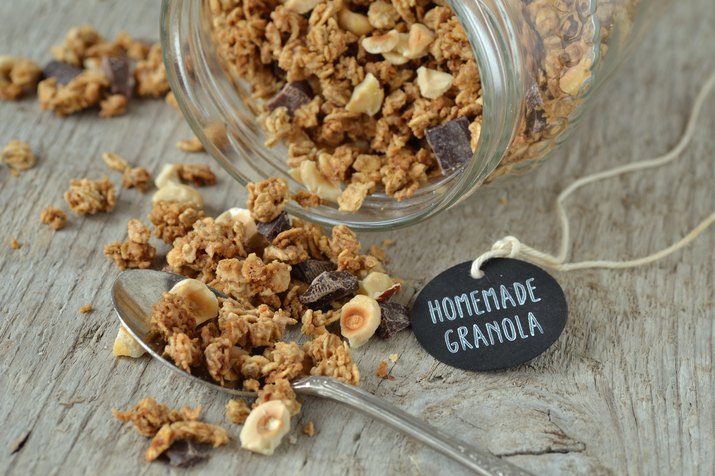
[345,73,384,117]
[416,67,454,100]
[358,272,399,301]
[382,51,410,66]
[406,23,435,59]
[169,279,219,325]
[155,163,180,188]
[216,208,258,239]
[102,152,129,172]
[283,0,320,14]
[338,9,373,36]
[290,160,341,202]
[340,295,382,348]
[152,183,204,207]
[240,400,291,456]
[113,326,147,358]
[362,31,400,55]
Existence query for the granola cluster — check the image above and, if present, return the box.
[40,206,67,231]
[113,398,228,462]
[0,56,41,100]
[1,139,36,175]
[104,219,156,270]
[63,176,117,215]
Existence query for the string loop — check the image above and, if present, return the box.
[471,69,715,278]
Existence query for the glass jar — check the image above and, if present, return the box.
[161,0,667,230]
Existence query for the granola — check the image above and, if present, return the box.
[64,176,117,215]
[122,166,152,192]
[40,206,67,231]
[104,219,156,270]
[79,304,93,314]
[177,137,205,153]
[247,177,290,223]
[113,397,201,438]
[226,399,251,425]
[149,200,205,244]
[176,164,217,186]
[1,140,36,173]
[0,56,41,100]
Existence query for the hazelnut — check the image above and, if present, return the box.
[154,163,180,189]
[240,400,291,455]
[361,30,400,55]
[406,23,435,59]
[112,326,146,358]
[416,66,455,100]
[152,183,204,206]
[169,279,219,325]
[382,51,410,66]
[345,73,384,117]
[340,295,382,348]
[283,0,320,14]
[290,160,342,202]
[338,9,373,36]
[216,207,258,239]
[358,272,401,301]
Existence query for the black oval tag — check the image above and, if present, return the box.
[410,258,568,371]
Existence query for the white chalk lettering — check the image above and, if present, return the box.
[428,299,443,324]
[482,288,500,313]
[500,285,517,309]
[443,297,456,321]
[513,281,527,305]
[528,312,544,335]
[457,326,474,350]
[469,290,484,315]
[502,318,517,341]
[473,324,489,348]
[485,321,503,345]
[516,315,528,338]
[454,294,472,318]
[526,278,541,302]
[445,329,458,353]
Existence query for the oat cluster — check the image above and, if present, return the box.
[1,139,36,175]
[0,56,41,100]
[64,176,117,215]
[104,219,156,270]
[40,206,68,231]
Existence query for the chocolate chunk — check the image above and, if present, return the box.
[42,61,82,85]
[425,117,473,175]
[293,259,337,283]
[256,212,291,242]
[299,271,358,308]
[101,56,133,98]
[265,82,312,114]
[163,440,209,467]
[377,302,410,339]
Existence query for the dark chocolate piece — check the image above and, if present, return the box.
[293,259,337,284]
[299,271,358,308]
[42,61,82,85]
[425,117,473,175]
[101,55,133,98]
[163,440,209,467]
[256,212,291,242]
[377,302,410,339]
[265,81,312,114]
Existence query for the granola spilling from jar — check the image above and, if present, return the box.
[111,177,412,460]
[209,0,637,211]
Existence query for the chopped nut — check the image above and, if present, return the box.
[226,399,251,425]
[290,161,342,203]
[112,326,146,358]
[64,177,116,215]
[283,0,321,14]
[340,294,381,348]
[40,206,67,231]
[1,140,36,173]
[416,66,454,99]
[153,183,204,207]
[358,272,399,300]
[345,73,384,117]
[247,177,289,223]
[177,137,205,153]
[240,400,291,456]
[338,9,373,36]
[155,163,180,188]
[102,152,129,172]
[215,208,258,240]
[406,23,435,59]
[169,279,219,325]
[338,182,372,212]
[79,304,93,314]
[362,31,400,55]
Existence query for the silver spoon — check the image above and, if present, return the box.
[112,269,531,476]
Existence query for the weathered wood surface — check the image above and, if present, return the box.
[1,1,713,475]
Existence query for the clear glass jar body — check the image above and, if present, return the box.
[161,0,667,230]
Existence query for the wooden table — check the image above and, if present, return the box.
[1,1,713,474]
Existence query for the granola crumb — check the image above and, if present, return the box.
[1,140,36,173]
[104,219,156,270]
[10,239,21,250]
[102,152,129,172]
[64,176,117,215]
[40,206,67,231]
[79,304,93,314]
[99,93,128,118]
[176,164,216,186]
[247,177,289,223]
[177,137,205,153]
[165,91,179,110]
[302,421,316,437]
[122,166,152,192]
[226,399,251,425]
[293,191,323,208]
[376,360,389,379]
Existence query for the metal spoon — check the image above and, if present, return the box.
[112,269,531,476]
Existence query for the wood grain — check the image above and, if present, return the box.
[0,1,713,475]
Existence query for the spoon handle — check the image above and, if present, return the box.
[293,377,532,476]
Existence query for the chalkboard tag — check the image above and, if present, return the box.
[410,258,567,371]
